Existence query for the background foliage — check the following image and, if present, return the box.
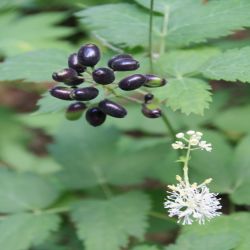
[0,0,250,249]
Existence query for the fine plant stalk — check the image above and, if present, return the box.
[149,211,177,223]
[149,0,154,73]
[159,6,170,55]
[183,142,191,186]
[161,110,176,141]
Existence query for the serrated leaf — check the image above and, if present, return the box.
[177,213,250,250]
[79,1,250,49]
[0,168,59,213]
[213,105,250,134]
[136,0,250,47]
[0,12,73,56]
[0,213,61,250]
[76,3,162,48]
[49,120,176,189]
[71,191,151,250]
[229,134,250,205]
[153,78,212,115]
[154,48,220,77]
[202,47,250,82]
[0,49,68,82]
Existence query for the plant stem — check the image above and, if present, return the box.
[183,142,191,186]
[149,0,154,73]
[159,6,169,55]
[161,110,176,141]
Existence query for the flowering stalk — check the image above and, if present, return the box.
[164,130,221,225]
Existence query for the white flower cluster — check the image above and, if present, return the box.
[164,176,221,225]
[172,130,212,152]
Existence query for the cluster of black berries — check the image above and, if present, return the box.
[50,43,166,126]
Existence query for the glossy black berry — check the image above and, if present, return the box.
[77,44,100,67]
[65,102,86,121]
[144,93,154,103]
[71,87,99,101]
[52,68,84,86]
[68,53,86,73]
[99,99,127,118]
[50,86,73,100]
[141,103,162,118]
[119,74,146,91]
[108,54,133,68]
[86,107,106,127]
[110,58,139,71]
[92,68,115,85]
[143,74,167,88]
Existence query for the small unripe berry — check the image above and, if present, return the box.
[65,102,86,121]
[144,74,167,88]
[141,103,162,118]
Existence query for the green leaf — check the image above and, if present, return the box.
[154,48,220,77]
[136,0,250,47]
[165,233,239,250]
[0,213,61,250]
[0,108,61,174]
[153,78,212,115]
[0,168,59,213]
[133,245,160,250]
[49,120,177,189]
[0,12,73,56]
[213,105,250,134]
[202,47,250,82]
[230,134,250,205]
[76,3,162,48]
[0,49,68,82]
[71,191,151,250]
[177,213,250,250]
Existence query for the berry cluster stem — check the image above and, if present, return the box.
[149,0,154,73]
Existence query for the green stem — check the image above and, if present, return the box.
[161,110,176,141]
[183,142,191,186]
[149,0,154,73]
[159,6,169,55]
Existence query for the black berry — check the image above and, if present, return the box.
[99,99,127,118]
[68,53,86,73]
[71,87,99,101]
[110,58,139,71]
[77,44,100,67]
[108,54,133,68]
[65,102,86,121]
[50,86,73,100]
[144,74,167,88]
[141,104,162,118]
[119,74,146,91]
[52,68,83,86]
[144,93,154,103]
[86,107,106,126]
[92,68,115,85]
